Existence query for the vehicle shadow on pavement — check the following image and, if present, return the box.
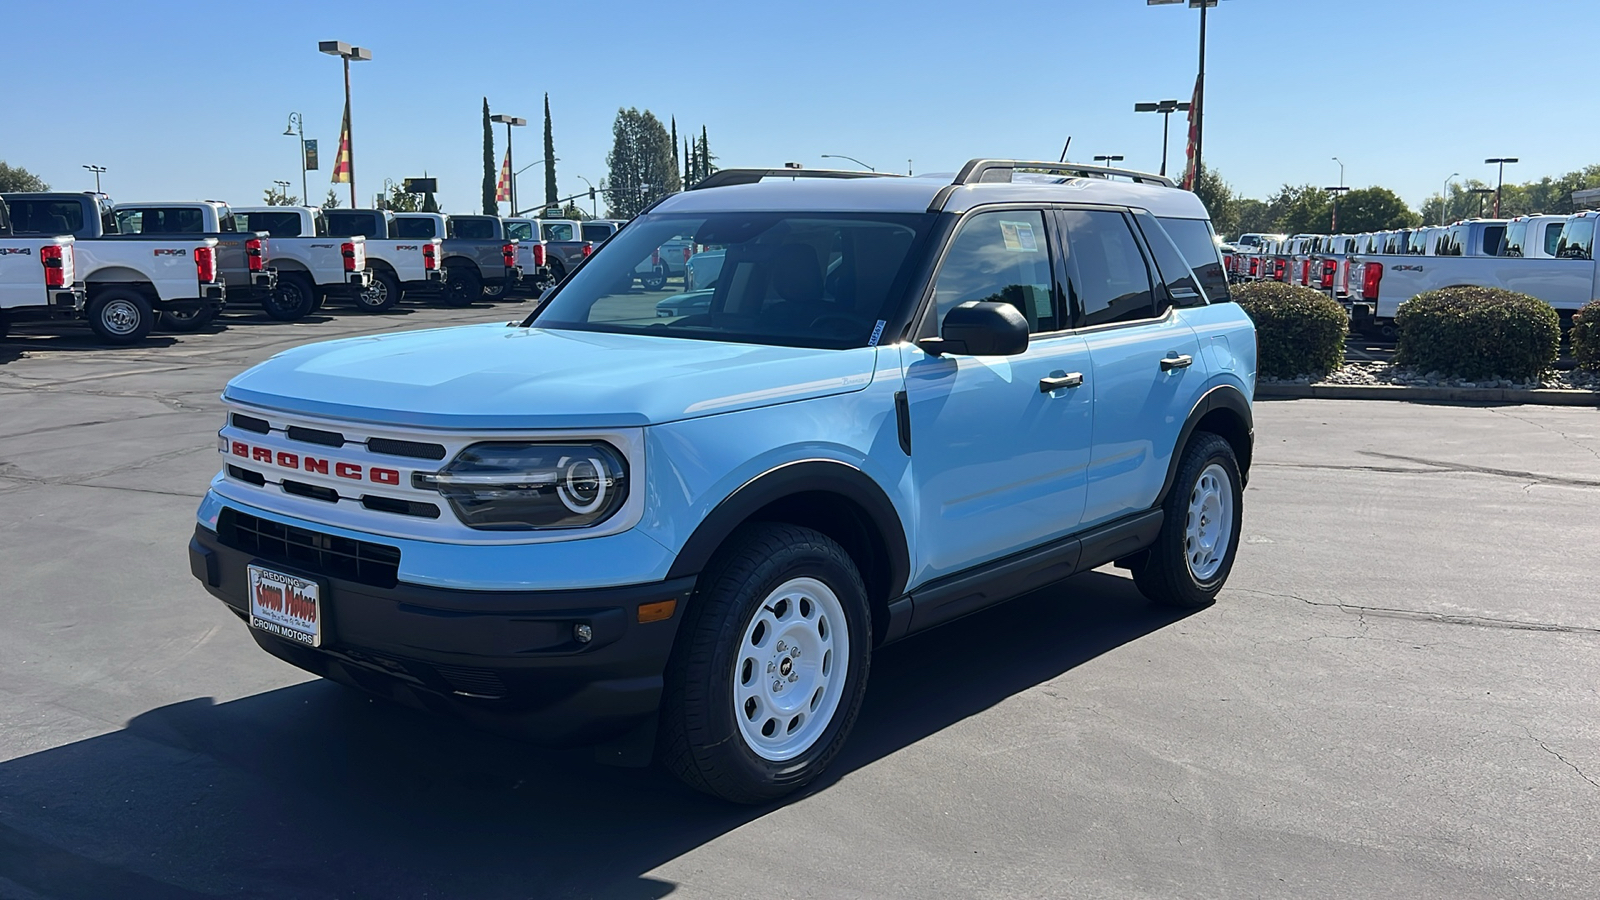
[0,571,1192,899]
[0,330,179,363]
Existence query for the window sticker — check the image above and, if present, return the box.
[867,319,887,346]
[1000,220,1038,252]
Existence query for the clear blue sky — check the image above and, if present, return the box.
[5,0,1592,215]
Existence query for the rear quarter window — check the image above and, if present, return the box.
[1155,216,1230,302]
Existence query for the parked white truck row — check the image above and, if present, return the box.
[0,192,639,344]
[1223,211,1599,337]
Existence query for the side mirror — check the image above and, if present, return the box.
[917,300,1029,357]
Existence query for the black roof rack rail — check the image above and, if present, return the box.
[953,159,1177,188]
[688,168,900,191]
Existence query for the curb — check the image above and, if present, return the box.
[1256,383,1600,406]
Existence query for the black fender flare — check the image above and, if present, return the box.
[665,459,911,604]
[1156,384,1255,506]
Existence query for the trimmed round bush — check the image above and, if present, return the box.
[1234,282,1349,379]
[1573,299,1600,372]
[1394,287,1559,381]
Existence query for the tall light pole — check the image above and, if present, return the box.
[284,112,308,203]
[1148,0,1216,185]
[575,175,598,217]
[273,180,292,204]
[1333,157,1344,191]
[319,40,372,209]
[820,154,876,172]
[490,114,527,214]
[1094,154,1125,167]
[1485,157,1518,217]
[1134,100,1190,176]
[1441,172,1460,226]
[1469,187,1496,219]
[512,158,553,216]
[82,164,107,193]
[1325,186,1350,232]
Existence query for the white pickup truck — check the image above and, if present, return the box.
[324,209,447,311]
[1503,215,1570,259]
[0,198,87,338]
[1349,211,1600,335]
[232,207,372,320]
[2,191,226,342]
[111,200,278,329]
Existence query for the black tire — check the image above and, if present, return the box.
[263,273,315,321]
[355,268,401,314]
[482,281,506,299]
[1131,432,1244,609]
[86,288,154,344]
[442,266,482,307]
[547,258,567,285]
[640,265,667,291]
[157,303,218,332]
[658,523,872,804]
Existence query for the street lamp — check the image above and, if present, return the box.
[273,180,292,204]
[1468,187,1496,219]
[379,177,397,210]
[820,154,875,172]
[490,113,527,214]
[575,175,598,217]
[1325,186,1350,232]
[1147,0,1218,186]
[1441,172,1460,226]
[82,164,107,193]
[319,40,372,209]
[1133,100,1191,176]
[1485,157,1518,217]
[511,158,554,216]
[284,112,308,203]
[1094,155,1125,166]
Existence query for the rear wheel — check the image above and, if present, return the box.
[87,288,154,344]
[442,266,481,307]
[1131,432,1243,609]
[157,303,218,332]
[355,269,401,313]
[547,258,568,286]
[658,523,871,804]
[640,265,667,291]
[262,273,315,321]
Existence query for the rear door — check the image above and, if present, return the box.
[1059,208,1203,528]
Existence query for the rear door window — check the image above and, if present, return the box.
[1060,209,1155,327]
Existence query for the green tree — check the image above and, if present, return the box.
[262,187,300,206]
[0,161,49,192]
[1271,184,1333,235]
[605,108,682,218]
[544,93,558,206]
[1334,186,1422,233]
[1192,166,1237,240]
[421,192,440,213]
[1232,198,1275,236]
[385,183,422,212]
[322,188,341,209]
[481,97,496,215]
[559,203,588,220]
[684,137,695,185]
[697,125,717,179]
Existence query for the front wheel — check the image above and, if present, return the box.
[659,523,871,804]
[355,269,401,313]
[1132,432,1243,609]
[87,288,154,344]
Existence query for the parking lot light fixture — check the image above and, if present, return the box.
[82,164,107,193]
[1468,187,1496,218]
[1094,155,1126,167]
[273,180,292,204]
[1442,172,1460,225]
[490,114,528,213]
[284,112,307,203]
[1485,157,1518,217]
[1134,100,1191,176]
[1148,0,1218,184]
[319,40,372,208]
[820,154,875,172]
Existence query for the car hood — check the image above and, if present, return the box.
[223,323,878,430]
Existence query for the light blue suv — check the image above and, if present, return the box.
[188,160,1256,803]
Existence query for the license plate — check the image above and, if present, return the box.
[248,565,322,648]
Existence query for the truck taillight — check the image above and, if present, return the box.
[582,242,594,257]
[502,242,517,268]
[40,243,67,288]
[1273,259,1285,280]
[651,249,661,267]
[246,237,265,272]
[195,246,217,283]
[341,242,357,272]
[1249,258,1259,277]
[422,242,437,270]
[1321,259,1337,289]
[1362,261,1383,299]
[683,246,692,263]
[532,243,546,267]
[1340,260,1351,294]
[1300,259,1311,286]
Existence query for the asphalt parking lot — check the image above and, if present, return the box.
[2,302,1598,899]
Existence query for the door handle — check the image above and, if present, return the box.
[1160,354,1193,371]
[1039,372,1084,393]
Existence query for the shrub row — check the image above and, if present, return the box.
[1234,282,1348,379]
[1394,287,1560,381]
[1573,299,1600,372]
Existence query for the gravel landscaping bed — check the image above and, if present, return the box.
[1261,361,1600,391]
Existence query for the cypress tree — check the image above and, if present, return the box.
[481,98,496,215]
[543,93,558,206]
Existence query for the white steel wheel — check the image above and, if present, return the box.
[732,576,850,762]
[99,298,142,335]
[1184,463,1234,581]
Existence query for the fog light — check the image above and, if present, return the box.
[573,624,593,644]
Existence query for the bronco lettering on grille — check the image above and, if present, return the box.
[229,440,400,485]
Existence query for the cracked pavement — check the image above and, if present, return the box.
[2,311,1599,899]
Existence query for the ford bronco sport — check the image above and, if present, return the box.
[189,160,1256,803]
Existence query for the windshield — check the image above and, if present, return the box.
[1504,222,1528,257]
[1557,218,1595,260]
[529,212,934,350]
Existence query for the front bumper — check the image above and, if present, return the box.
[188,523,694,745]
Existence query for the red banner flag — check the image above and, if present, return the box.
[331,100,352,185]
[495,148,512,203]
[1181,73,1201,191]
